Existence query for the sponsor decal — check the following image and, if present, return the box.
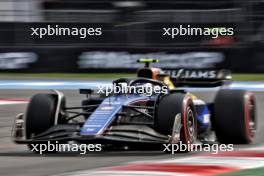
[0,52,37,70]
[165,69,217,79]
[78,51,224,69]
[203,114,210,124]
[100,106,114,111]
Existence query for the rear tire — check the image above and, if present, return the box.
[213,89,256,144]
[155,93,197,150]
[25,94,58,153]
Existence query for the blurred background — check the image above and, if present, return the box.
[0,0,263,74]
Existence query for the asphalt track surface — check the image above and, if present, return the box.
[0,89,263,176]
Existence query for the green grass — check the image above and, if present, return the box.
[0,73,263,81]
[218,167,264,176]
[232,74,264,81]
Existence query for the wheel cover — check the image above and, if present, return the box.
[186,106,196,143]
[249,97,256,138]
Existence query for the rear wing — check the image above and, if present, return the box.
[163,69,232,87]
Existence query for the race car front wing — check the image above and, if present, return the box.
[12,113,170,145]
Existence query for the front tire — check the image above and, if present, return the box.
[155,93,197,150]
[25,94,58,153]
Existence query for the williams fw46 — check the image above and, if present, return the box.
[12,59,256,153]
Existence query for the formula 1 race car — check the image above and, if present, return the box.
[12,59,256,153]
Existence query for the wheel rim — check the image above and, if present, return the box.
[186,106,196,142]
[249,97,256,138]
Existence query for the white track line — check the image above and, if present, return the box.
[0,99,28,105]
